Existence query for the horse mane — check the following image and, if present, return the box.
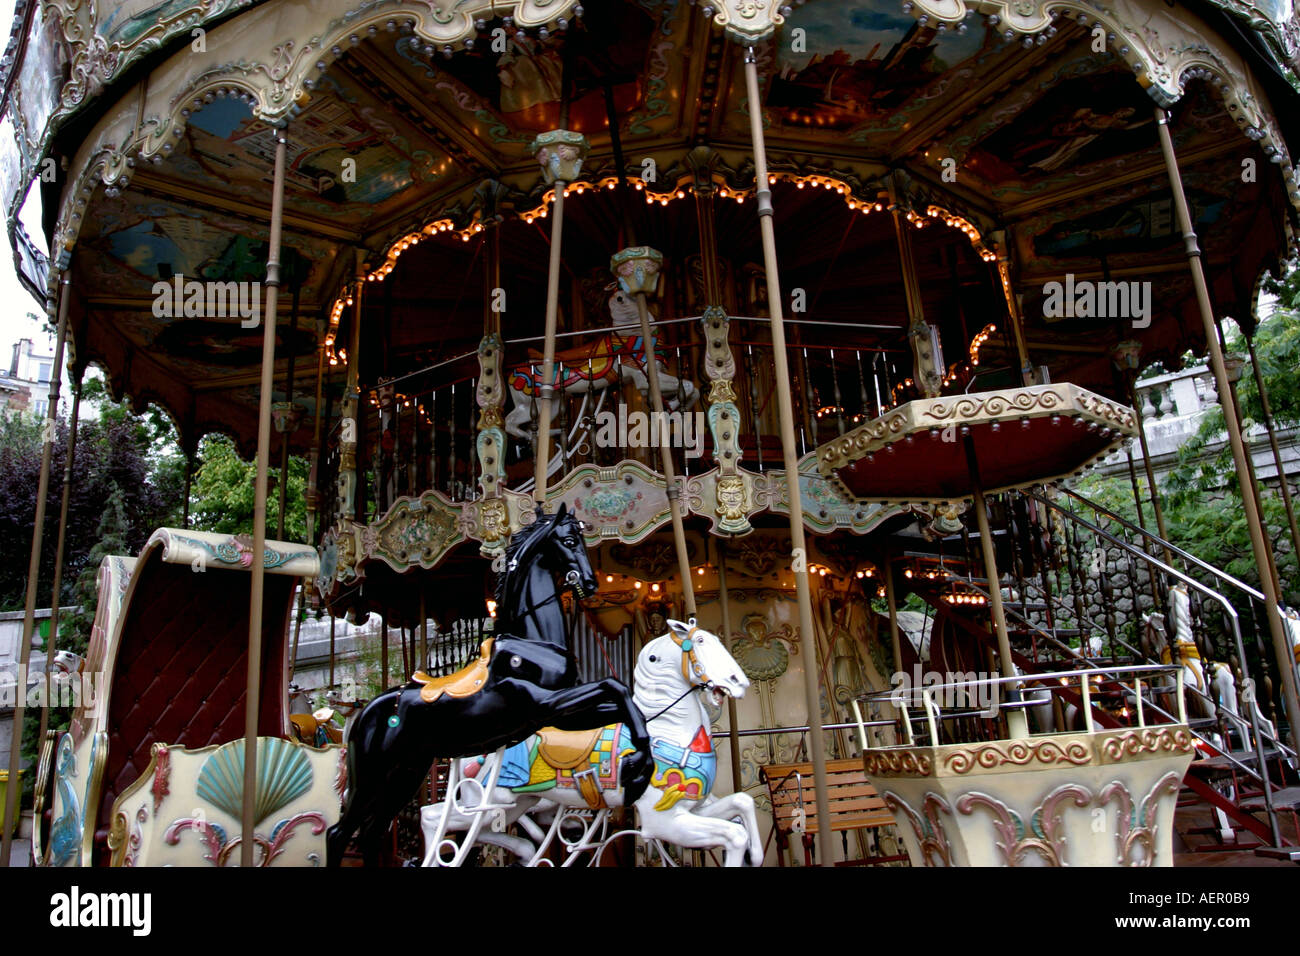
[494,510,560,612]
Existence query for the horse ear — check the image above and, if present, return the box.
[666,618,689,636]
[555,501,568,519]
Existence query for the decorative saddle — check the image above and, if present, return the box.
[412,638,495,704]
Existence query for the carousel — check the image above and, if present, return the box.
[3,0,1300,866]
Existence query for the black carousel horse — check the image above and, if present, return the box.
[326,504,652,866]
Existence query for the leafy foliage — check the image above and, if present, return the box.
[188,433,308,542]
[0,398,169,613]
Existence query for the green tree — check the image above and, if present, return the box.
[188,433,309,542]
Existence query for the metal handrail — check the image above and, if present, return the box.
[1025,488,1285,843]
[1046,486,1267,604]
[1028,492,1295,750]
[941,572,1284,811]
[854,664,1187,746]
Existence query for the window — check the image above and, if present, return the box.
[34,399,47,417]
[37,363,50,383]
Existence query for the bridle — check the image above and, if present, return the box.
[645,620,712,723]
[503,516,592,620]
[668,619,710,686]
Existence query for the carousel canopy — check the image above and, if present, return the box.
[1,0,1297,455]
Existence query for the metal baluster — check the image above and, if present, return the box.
[856,349,870,425]
[747,344,764,472]
[448,382,458,500]
[872,352,884,416]
[430,390,439,493]
[802,347,818,452]
[557,372,569,479]
[830,347,845,436]
[469,378,479,500]
[677,346,689,478]
[1096,529,1119,651]
[1060,502,1092,658]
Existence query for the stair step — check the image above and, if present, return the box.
[1254,846,1300,862]
[1189,748,1283,774]
[1238,787,1300,812]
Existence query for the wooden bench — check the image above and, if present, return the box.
[761,758,908,866]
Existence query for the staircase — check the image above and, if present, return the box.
[894,484,1300,859]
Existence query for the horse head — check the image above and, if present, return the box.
[636,619,750,711]
[495,503,598,629]
[1141,611,1168,659]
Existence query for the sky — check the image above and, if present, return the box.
[0,0,54,367]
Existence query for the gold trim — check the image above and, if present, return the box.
[943,739,1093,774]
[31,730,57,866]
[1098,728,1195,762]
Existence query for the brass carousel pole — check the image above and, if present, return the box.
[530,45,580,514]
[36,376,83,750]
[529,132,582,511]
[305,317,327,548]
[241,128,287,867]
[964,437,1031,739]
[883,555,904,687]
[1154,106,1300,747]
[1,276,69,868]
[614,249,699,620]
[742,46,834,864]
[716,543,742,793]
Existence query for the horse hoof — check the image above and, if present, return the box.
[621,755,653,805]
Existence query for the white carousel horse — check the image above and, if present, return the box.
[503,289,698,444]
[420,620,762,867]
[1149,585,1248,840]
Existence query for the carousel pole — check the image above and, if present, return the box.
[1126,377,1172,549]
[614,251,699,620]
[992,236,1034,386]
[1155,105,1300,748]
[742,46,834,864]
[1246,332,1300,562]
[240,128,287,868]
[419,590,428,671]
[282,286,306,681]
[529,46,580,513]
[964,436,1031,739]
[36,377,83,749]
[716,542,743,793]
[1112,344,1168,598]
[2,274,69,868]
[181,447,194,529]
[277,280,300,540]
[306,317,327,547]
[529,134,582,511]
[1,276,69,868]
[883,555,904,686]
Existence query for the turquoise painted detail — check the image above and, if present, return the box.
[49,734,82,867]
[195,739,314,827]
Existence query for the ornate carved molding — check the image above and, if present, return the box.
[943,738,1092,774]
[706,0,786,44]
[883,791,954,866]
[362,490,465,571]
[900,0,1299,207]
[1098,727,1195,762]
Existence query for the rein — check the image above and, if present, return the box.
[645,684,704,724]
